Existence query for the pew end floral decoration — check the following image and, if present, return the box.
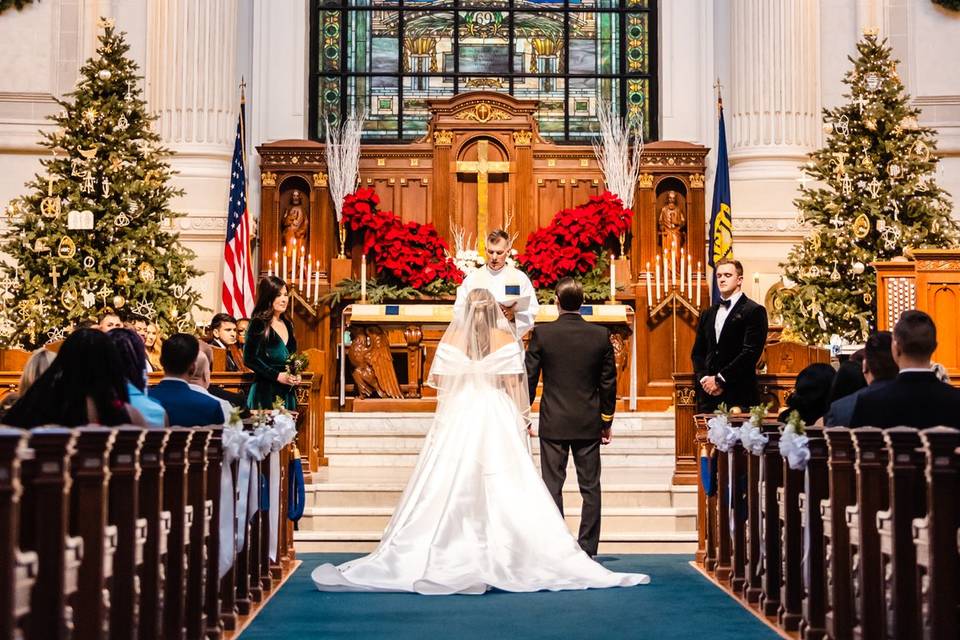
[740,402,771,455]
[707,402,740,453]
[779,410,811,470]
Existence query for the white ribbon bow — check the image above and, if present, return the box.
[707,414,739,453]
[779,426,811,470]
[739,417,769,456]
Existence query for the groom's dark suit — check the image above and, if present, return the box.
[525,312,617,557]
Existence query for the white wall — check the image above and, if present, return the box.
[1,0,959,317]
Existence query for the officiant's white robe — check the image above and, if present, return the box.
[453,265,539,337]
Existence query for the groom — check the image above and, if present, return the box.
[525,277,616,558]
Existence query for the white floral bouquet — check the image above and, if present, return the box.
[779,410,811,470]
[740,402,771,456]
[707,403,740,452]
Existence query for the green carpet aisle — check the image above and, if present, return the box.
[239,554,779,639]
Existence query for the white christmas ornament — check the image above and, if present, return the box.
[852,261,865,274]
[98,69,112,80]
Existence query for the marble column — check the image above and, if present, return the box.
[145,0,241,315]
[728,0,820,179]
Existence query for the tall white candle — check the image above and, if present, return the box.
[655,255,662,301]
[679,247,685,293]
[268,259,273,278]
[314,260,321,302]
[306,254,312,293]
[645,263,653,308]
[687,255,692,298]
[696,263,702,307]
[671,248,677,290]
[299,252,305,289]
[610,257,616,302]
[291,239,297,285]
[361,254,367,301]
[281,248,287,284]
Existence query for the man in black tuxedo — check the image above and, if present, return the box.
[850,310,960,429]
[691,259,768,412]
[823,331,898,427]
[525,277,616,558]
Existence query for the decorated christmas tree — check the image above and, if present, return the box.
[0,19,203,348]
[778,32,958,344]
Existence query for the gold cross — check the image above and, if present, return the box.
[49,265,59,289]
[455,140,511,256]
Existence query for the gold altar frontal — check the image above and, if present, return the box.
[339,303,637,412]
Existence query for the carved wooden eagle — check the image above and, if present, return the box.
[347,326,402,400]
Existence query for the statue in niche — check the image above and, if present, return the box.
[658,190,686,251]
[281,190,308,255]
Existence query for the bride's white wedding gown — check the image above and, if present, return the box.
[311,341,650,595]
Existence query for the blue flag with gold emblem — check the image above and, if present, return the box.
[709,103,733,304]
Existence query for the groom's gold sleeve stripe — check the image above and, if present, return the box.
[601,413,614,421]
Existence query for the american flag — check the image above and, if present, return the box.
[222,100,255,317]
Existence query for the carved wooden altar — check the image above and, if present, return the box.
[255,91,709,412]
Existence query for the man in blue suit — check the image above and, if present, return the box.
[150,333,226,427]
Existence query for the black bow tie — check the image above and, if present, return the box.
[719,298,732,309]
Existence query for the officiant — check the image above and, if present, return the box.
[453,230,539,337]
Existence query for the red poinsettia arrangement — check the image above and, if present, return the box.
[519,191,633,288]
[341,188,463,289]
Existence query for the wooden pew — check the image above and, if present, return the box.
[758,422,783,617]
[714,425,733,584]
[20,428,82,640]
[162,428,194,640]
[822,428,856,640]
[70,426,118,640]
[878,427,925,640]
[800,427,828,640]
[205,427,225,640]
[693,414,716,570]
[743,423,765,605]
[778,430,805,632]
[846,427,889,640]
[138,429,169,640]
[913,427,960,640]
[0,428,37,640]
[219,447,240,630]
[185,429,212,639]
[727,419,748,595]
[108,427,148,640]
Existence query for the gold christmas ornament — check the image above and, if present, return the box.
[57,236,77,258]
[33,238,50,253]
[863,292,873,304]
[852,213,871,238]
[830,263,841,281]
[811,234,822,250]
[864,119,877,131]
[114,212,130,227]
[83,255,95,269]
[112,294,126,309]
[61,287,79,311]
[912,140,930,162]
[77,146,99,159]
[887,161,902,179]
[865,73,881,90]
[822,121,833,134]
[117,269,132,286]
[40,176,61,218]
[138,262,156,282]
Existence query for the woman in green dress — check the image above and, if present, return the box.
[243,275,300,410]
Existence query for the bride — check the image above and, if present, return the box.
[312,289,649,595]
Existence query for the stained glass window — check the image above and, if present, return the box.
[310,1,657,142]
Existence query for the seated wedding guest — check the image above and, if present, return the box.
[98,311,123,332]
[150,333,225,427]
[827,349,866,405]
[76,318,98,330]
[208,312,245,371]
[850,310,960,429]
[236,317,250,347]
[124,313,148,341]
[778,362,835,425]
[108,327,168,428]
[144,322,163,371]
[0,348,55,421]
[186,344,231,422]
[193,340,249,418]
[823,332,897,427]
[2,328,146,428]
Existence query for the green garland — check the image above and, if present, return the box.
[534,253,619,304]
[933,0,960,11]
[0,0,38,14]
[321,277,458,306]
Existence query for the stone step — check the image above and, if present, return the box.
[294,530,698,554]
[326,431,676,452]
[325,412,676,434]
[307,484,697,510]
[324,448,676,467]
[298,506,697,533]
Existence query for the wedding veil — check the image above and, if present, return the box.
[427,288,531,431]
